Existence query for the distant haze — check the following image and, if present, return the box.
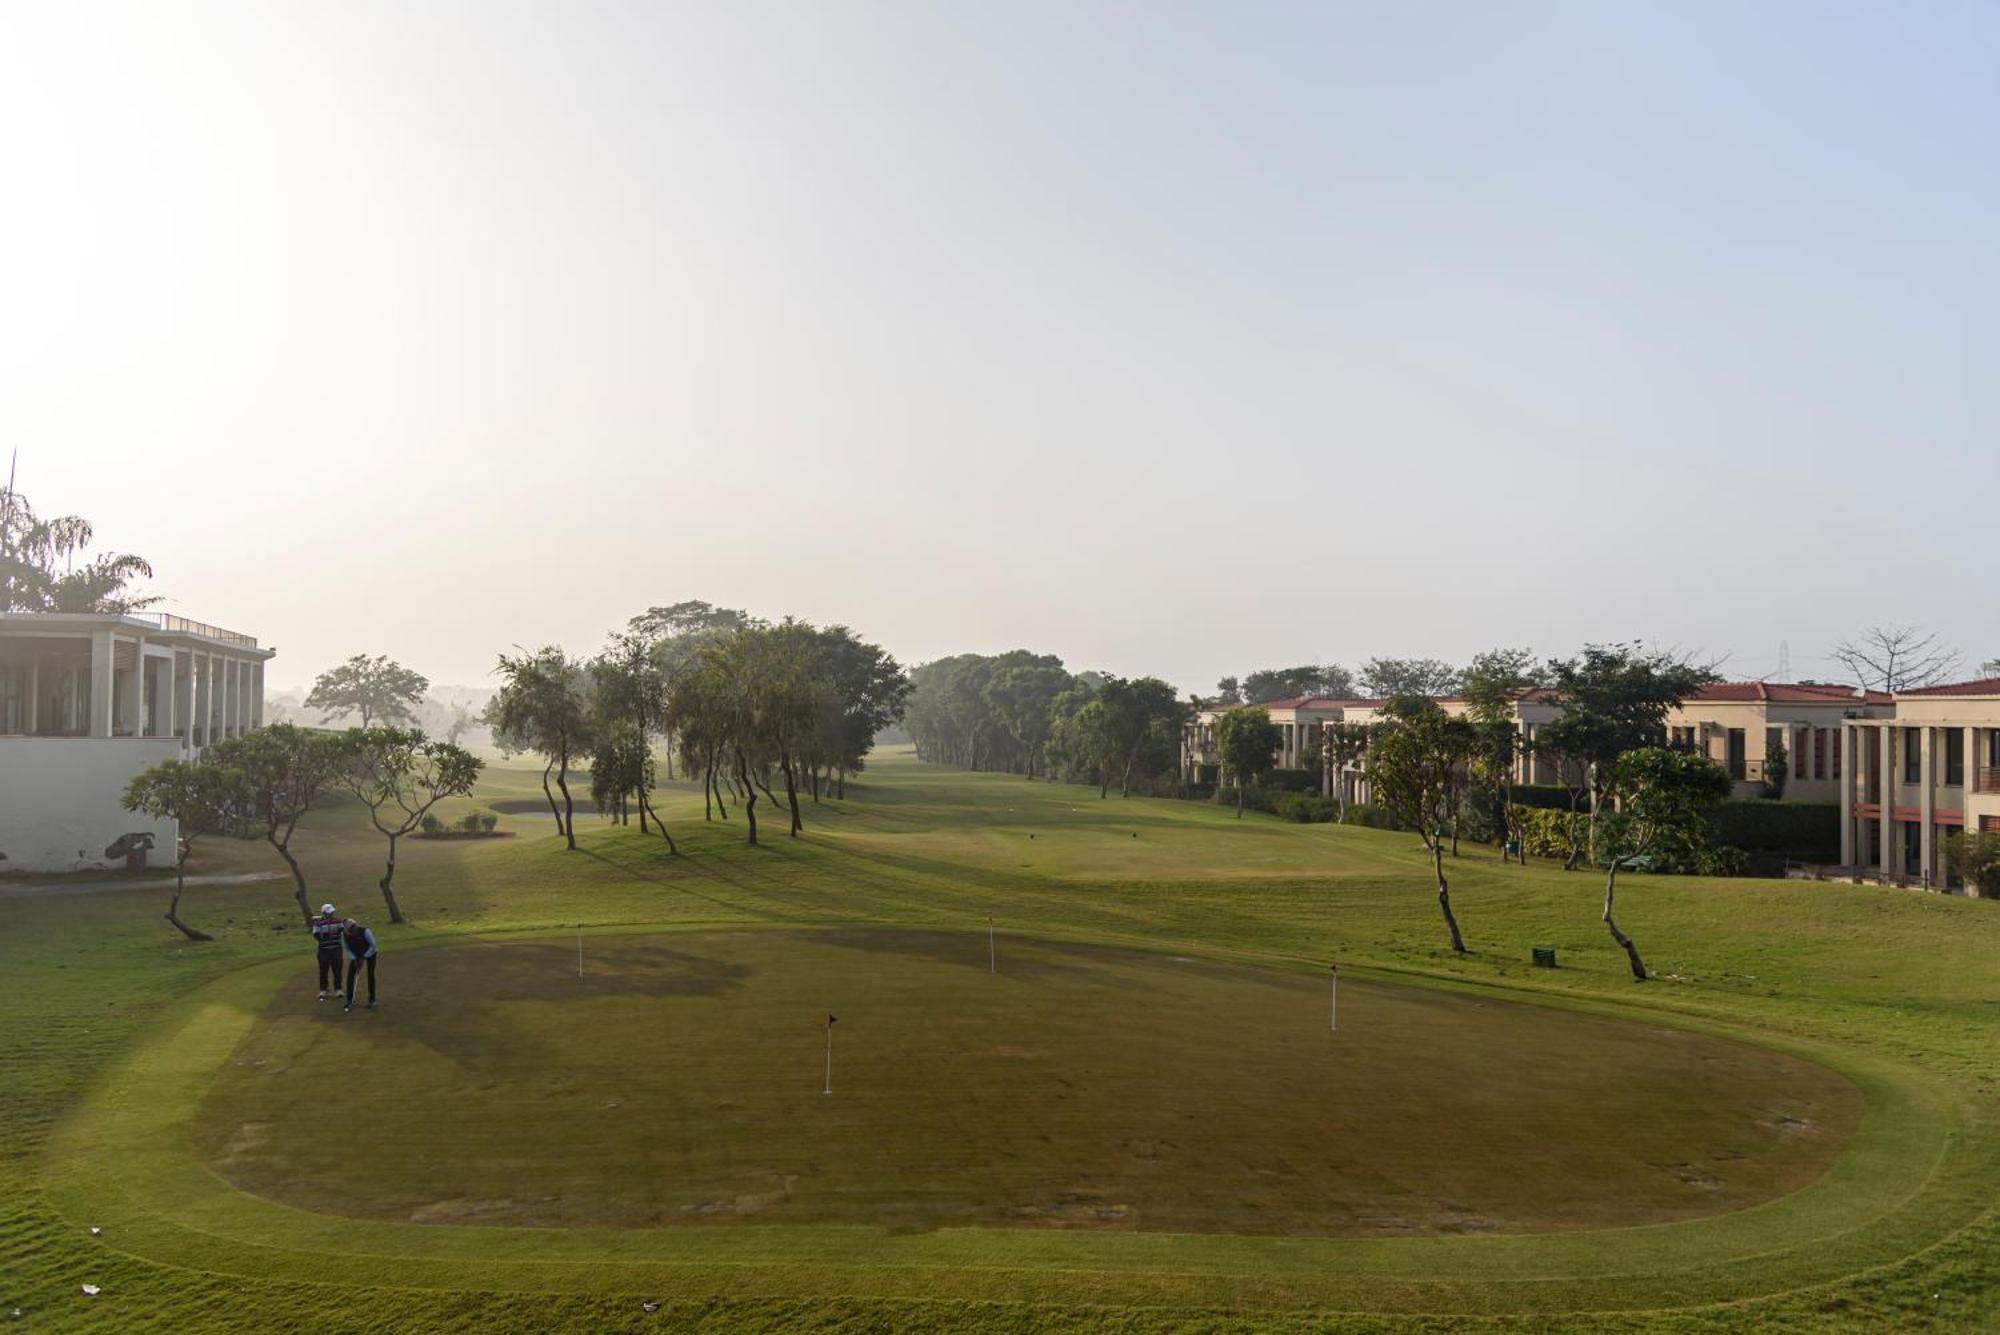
[4,3,1993,693]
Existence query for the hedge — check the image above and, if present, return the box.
[1513,784,1589,812]
[1709,800,1839,857]
[1262,768,1319,793]
[1512,806,1588,860]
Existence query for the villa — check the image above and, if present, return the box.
[1839,678,2000,890]
[0,611,274,873]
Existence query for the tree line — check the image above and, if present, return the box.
[901,652,1187,797]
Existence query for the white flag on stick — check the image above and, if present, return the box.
[1329,961,1338,1032]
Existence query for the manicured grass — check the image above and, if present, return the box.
[5,750,1999,1331]
[193,929,1858,1236]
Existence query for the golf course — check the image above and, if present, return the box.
[6,750,1998,1330]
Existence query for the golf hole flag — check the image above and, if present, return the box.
[823,1015,837,1094]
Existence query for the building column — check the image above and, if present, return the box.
[89,630,114,737]
[157,651,176,740]
[1878,725,1893,877]
[173,652,191,740]
[24,657,38,735]
[1839,724,1856,866]
[1969,726,1982,800]
[194,653,211,748]
[118,634,146,735]
[252,662,264,728]
[1920,726,1936,885]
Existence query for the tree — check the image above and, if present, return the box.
[207,723,345,925]
[1762,733,1790,800]
[1211,676,1244,705]
[1461,648,1539,861]
[122,756,245,941]
[1215,706,1282,817]
[1944,831,2000,896]
[1830,626,1961,693]
[1240,664,1355,703]
[806,626,910,796]
[1539,644,1717,867]
[1981,658,2000,679]
[626,599,761,641]
[0,477,157,613]
[591,632,674,842]
[983,659,1072,779]
[336,727,483,922]
[1093,676,1188,798]
[485,647,592,849]
[1319,721,1374,822]
[1596,747,1732,980]
[1357,657,1461,699]
[305,654,430,728]
[1363,696,1477,953]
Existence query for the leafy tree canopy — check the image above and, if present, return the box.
[1357,657,1461,699]
[1240,664,1356,702]
[0,482,157,613]
[306,654,430,728]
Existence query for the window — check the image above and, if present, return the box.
[1903,727,1921,785]
[1945,729,1965,787]
[1727,729,1747,781]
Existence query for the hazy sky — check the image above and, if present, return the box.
[3,2,1994,692]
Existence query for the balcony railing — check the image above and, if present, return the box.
[134,613,259,649]
[1977,769,2000,796]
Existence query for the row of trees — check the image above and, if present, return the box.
[902,652,1188,797]
[484,602,908,850]
[124,724,482,938]
[1212,624,1996,709]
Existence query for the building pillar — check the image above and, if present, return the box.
[25,656,38,735]
[1839,724,1856,866]
[194,653,211,749]
[252,662,264,728]
[89,630,114,738]
[1920,726,1936,885]
[157,651,175,740]
[173,652,189,741]
[117,634,146,735]
[1969,726,1981,798]
[1878,725,1893,877]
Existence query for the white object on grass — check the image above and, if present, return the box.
[80,1285,101,1297]
[89,1226,101,1236]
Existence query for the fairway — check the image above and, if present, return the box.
[199,929,1859,1236]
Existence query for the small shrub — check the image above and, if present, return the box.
[1511,805,1587,860]
[1945,831,2000,896]
[478,812,498,833]
[460,812,483,833]
[1344,804,1406,832]
[420,813,443,835]
[1270,792,1336,823]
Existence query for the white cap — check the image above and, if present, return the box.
[320,903,336,915]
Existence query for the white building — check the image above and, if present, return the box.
[0,611,274,873]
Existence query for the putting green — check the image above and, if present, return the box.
[193,929,1857,1237]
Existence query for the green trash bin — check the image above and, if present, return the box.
[1532,945,1557,968]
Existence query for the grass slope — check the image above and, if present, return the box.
[3,750,1997,1332]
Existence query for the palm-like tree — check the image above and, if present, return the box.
[0,487,157,613]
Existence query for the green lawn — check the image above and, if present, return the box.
[5,750,1997,1331]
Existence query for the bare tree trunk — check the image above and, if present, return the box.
[639,790,677,854]
[702,761,713,820]
[637,783,649,833]
[736,748,759,845]
[1120,757,1133,798]
[1236,779,1245,819]
[1432,842,1467,953]
[541,756,563,834]
[836,767,847,798]
[556,743,576,851]
[165,857,212,942]
[378,831,404,923]
[271,831,312,925]
[1603,863,1647,980]
[780,752,803,836]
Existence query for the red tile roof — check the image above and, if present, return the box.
[1687,681,1866,704]
[1896,677,2000,698]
